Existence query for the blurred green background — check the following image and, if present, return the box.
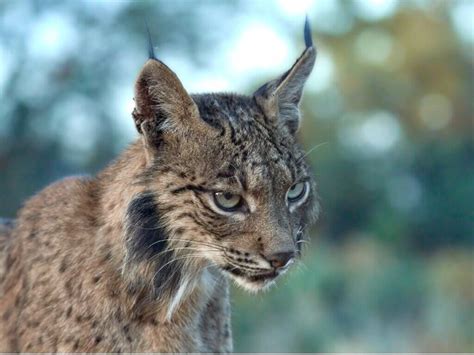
[0,0,473,352]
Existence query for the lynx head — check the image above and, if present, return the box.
[126,19,319,298]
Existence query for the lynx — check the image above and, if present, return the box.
[0,19,318,352]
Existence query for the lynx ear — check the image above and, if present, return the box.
[254,18,316,135]
[133,32,203,147]
[133,58,201,144]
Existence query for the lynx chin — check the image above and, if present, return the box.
[0,18,319,352]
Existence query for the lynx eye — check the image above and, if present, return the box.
[213,192,243,212]
[287,182,308,204]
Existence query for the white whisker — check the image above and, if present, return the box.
[298,141,329,162]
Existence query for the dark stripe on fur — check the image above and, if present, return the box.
[125,192,182,299]
[193,193,220,216]
[125,192,168,261]
[171,185,210,195]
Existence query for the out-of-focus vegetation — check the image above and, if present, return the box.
[0,0,472,352]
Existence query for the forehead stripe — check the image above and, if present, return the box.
[171,184,210,195]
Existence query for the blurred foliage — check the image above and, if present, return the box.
[233,239,474,352]
[0,0,472,352]
[300,3,474,252]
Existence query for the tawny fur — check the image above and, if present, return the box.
[0,146,232,352]
[0,24,317,352]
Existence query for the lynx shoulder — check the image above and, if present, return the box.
[0,19,318,352]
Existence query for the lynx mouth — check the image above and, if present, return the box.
[221,265,280,290]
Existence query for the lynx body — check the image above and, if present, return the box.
[0,21,318,352]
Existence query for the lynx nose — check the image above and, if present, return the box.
[267,251,295,269]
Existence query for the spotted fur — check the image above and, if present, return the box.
[0,20,318,352]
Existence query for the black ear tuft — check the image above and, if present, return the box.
[253,17,316,135]
[304,15,313,48]
[146,23,157,61]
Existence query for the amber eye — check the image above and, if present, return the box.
[287,182,308,204]
[213,192,243,212]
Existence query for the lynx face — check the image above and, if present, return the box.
[128,22,318,292]
[156,94,318,291]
